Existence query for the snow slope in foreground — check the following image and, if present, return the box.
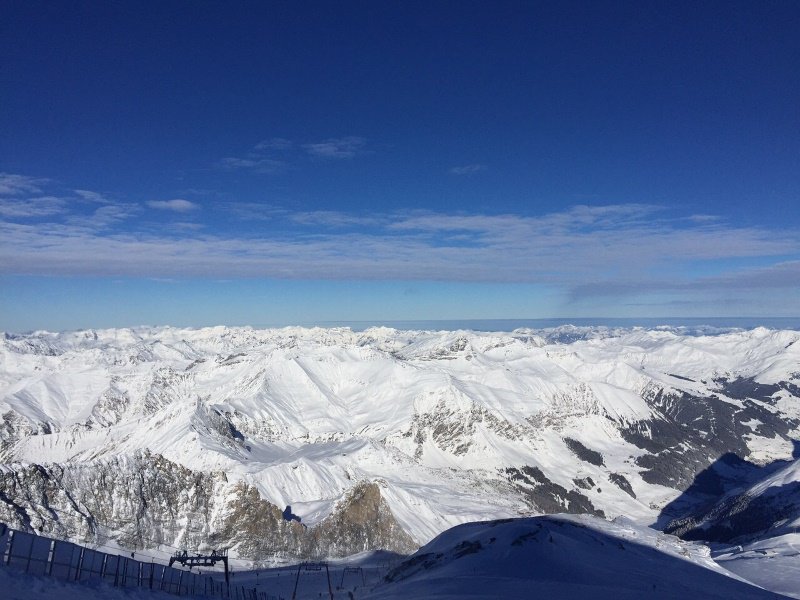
[715,532,800,600]
[363,514,787,600]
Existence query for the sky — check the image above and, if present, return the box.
[1,0,799,332]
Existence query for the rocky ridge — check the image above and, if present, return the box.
[0,451,415,560]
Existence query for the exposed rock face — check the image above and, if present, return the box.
[213,482,306,559]
[308,481,417,557]
[0,453,416,560]
[408,399,528,459]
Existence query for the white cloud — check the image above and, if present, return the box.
[174,222,205,231]
[2,205,798,306]
[226,202,286,221]
[303,136,366,159]
[0,177,137,228]
[218,156,285,174]
[0,173,47,196]
[449,164,486,175]
[74,189,112,203]
[0,196,66,218]
[0,170,794,312]
[67,203,138,229]
[220,136,368,173]
[146,199,198,212]
[288,211,382,228]
[254,137,292,151]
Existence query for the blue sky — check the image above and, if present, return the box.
[1,1,799,331]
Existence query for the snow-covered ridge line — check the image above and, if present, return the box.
[2,322,792,350]
[365,514,787,599]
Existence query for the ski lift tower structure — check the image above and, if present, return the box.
[292,561,334,600]
[169,548,230,583]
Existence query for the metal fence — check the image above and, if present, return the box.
[0,523,278,599]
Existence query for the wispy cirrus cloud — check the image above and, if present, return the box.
[173,221,205,231]
[0,196,67,218]
[0,172,140,230]
[218,156,286,174]
[449,164,486,175]
[146,199,198,212]
[254,137,292,151]
[220,136,369,173]
[218,138,290,174]
[225,202,286,221]
[2,200,798,306]
[0,173,47,195]
[1,173,797,311]
[68,203,139,229]
[74,189,114,204]
[303,136,366,159]
[288,210,383,228]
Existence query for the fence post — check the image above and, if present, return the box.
[113,555,121,587]
[74,546,85,580]
[46,539,56,575]
[25,532,34,573]
[68,544,79,580]
[4,530,14,565]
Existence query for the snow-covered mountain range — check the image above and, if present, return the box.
[1,325,798,565]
